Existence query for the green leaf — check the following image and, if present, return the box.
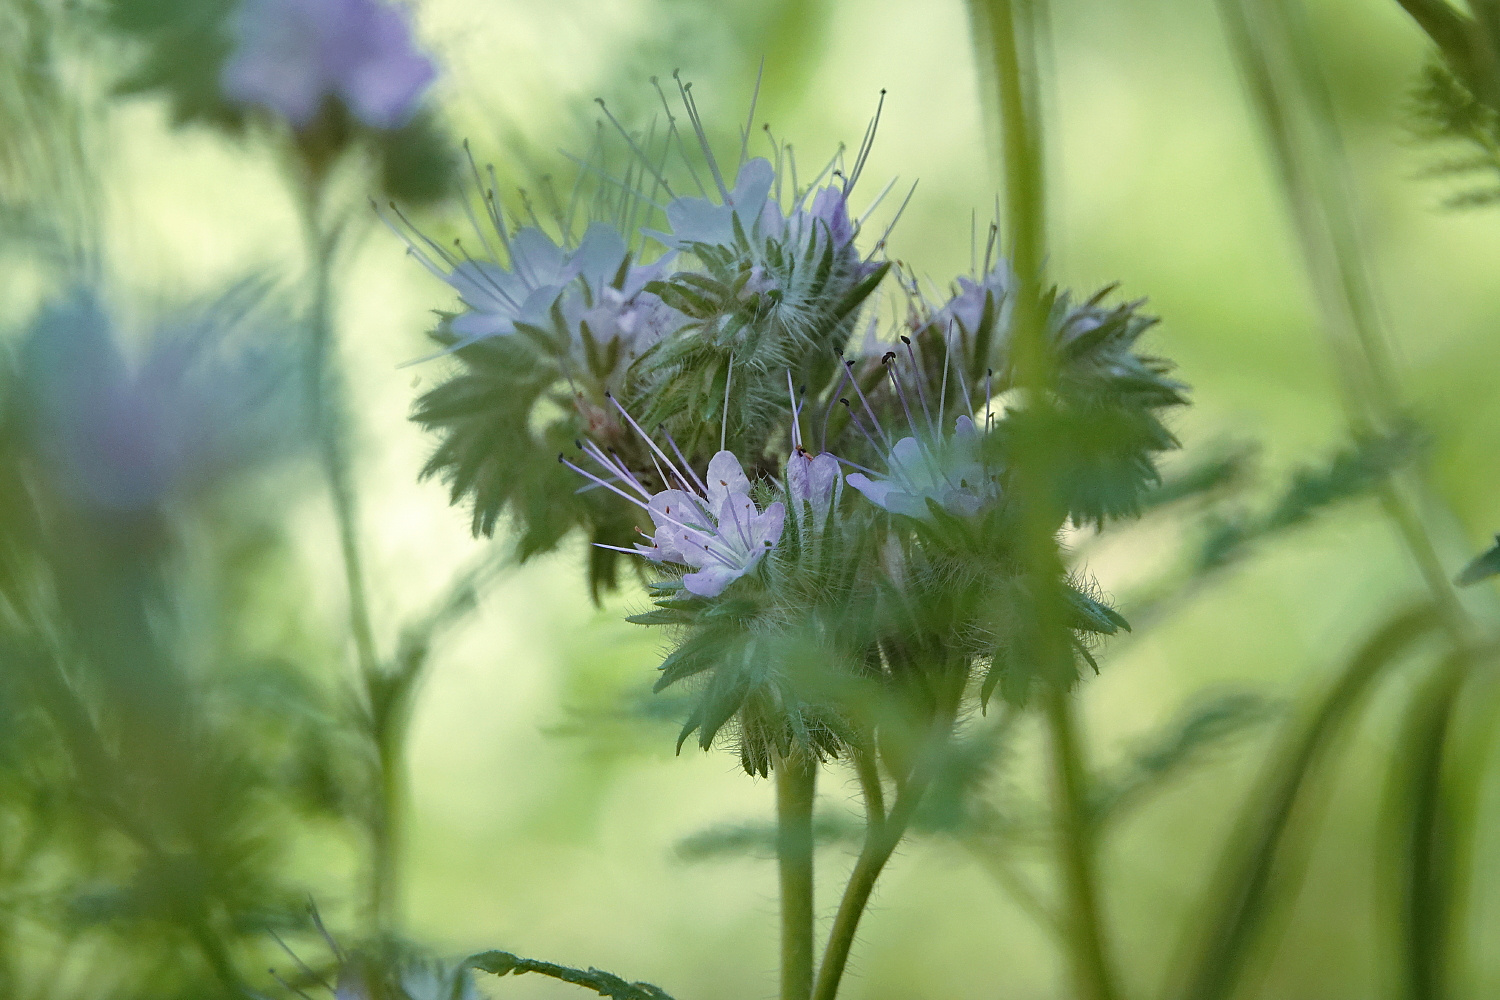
[469,950,676,999]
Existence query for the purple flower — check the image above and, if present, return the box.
[656,158,863,259]
[930,261,1015,341]
[221,0,435,130]
[845,414,999,520]
[786,450,840,526]
[389,197,684,361]
[563,402,786,598]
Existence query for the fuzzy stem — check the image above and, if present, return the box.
[1043,684,1122,1000]
[811,681,963,1000]
[968,0,1049,385]
[777,755,818,1000]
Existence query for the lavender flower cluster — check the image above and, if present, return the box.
[398,83,1185,771]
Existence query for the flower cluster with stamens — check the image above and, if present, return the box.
[399,78,1190,768]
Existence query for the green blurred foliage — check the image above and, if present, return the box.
[3,0,1500,999]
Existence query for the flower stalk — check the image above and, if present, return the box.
[297,164,400,936]
[776,754,818,1000]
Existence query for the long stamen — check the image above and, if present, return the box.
[605,392,696,493]
[901,335,935,434]
[831,453,883,476]
[652,76,708,197]
[486,166,517,260]
[946,321,977,420]
[820,357,852,452]
[856,175,899,229]
[595,97,676,198]
[560,455,652,511]
[674,72,730,201]
[883,353,923,441]
[594,542,647,555]
[847,88,886,194]
[867,180,918,265]
[560,151,670,213]
[839,398,884,455]
[938,336,951,420]
[985,368,993,432]
[740,58,764,171]
[662,429,709,494]
[720,354,734,451]
[579,439,652,499]
[786,370,803,451]
[842,356,892,449]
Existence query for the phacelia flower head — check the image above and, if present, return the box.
[221,0,435,130]
[563,397,785,598]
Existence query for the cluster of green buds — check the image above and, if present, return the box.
[396,81,1187,772]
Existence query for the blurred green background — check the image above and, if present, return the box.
[5,0,1500,997]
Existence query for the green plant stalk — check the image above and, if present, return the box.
[1437,663,1500,997]
[777,755,818,1000]
[1217,0,1478,646]
[967,0,1049,384]
[1170,602,1442,1000]
[811,680,964,1000]
[297,172,398,936]
[969,4,1124,997]
[1384,653,1469,1000]
[1043,683,1122,1000]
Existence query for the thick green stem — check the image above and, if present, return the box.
[1043,684,1122,1000]
[968,0,1048,383]
[777,755,818,1000]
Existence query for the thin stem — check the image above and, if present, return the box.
[1217,0,1482,647]
[1043,684,1122,1000]
[809,783,917,1000]
[777,755,818,1000]
[295,169,394,935]
[811,680,964,1000]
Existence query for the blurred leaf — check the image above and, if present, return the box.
[674,813,863,862]
[1090,691,1278,826]
[376,111,458,206]
[102,0,245,131]
[1454,534,1500,585]
[1197,425,1422,573]
[469,950,676,1000]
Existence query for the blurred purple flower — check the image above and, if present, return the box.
[19,289,303,514]
[221,0,435,130]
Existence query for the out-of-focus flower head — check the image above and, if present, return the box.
[17,286,303,516]
[221,0,435,130]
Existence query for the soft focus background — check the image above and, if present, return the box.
[4,0,1500,997]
